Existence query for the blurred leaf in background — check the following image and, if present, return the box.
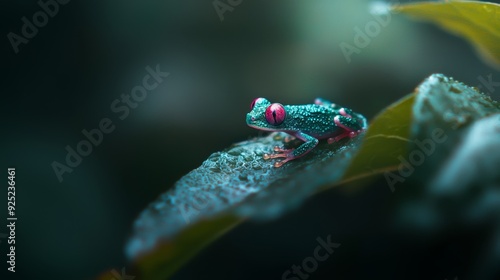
[393,1,500,68]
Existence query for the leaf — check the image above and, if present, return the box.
[390,75,500,278]
[410,73,500,179]
[134,215,242,280]
[124,91,417,279]
[392,1,500,68]
[430,113,500,193]
[341,73,500,187]
[126,130,366,279]
[341,94,413,183]
[376,74,500,224]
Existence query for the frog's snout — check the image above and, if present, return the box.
[246,113,256,124]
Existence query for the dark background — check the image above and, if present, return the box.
[1,0,499,279]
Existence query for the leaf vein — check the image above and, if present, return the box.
[365,134,412,142]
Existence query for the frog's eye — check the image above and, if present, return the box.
[250,98,264,110]
[265,103,286,125]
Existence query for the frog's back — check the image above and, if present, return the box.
[284,104,340,138]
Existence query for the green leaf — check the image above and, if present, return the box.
[392,1,500,68]
[341,94,413,183]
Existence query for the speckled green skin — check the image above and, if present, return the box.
[246,98,367,166]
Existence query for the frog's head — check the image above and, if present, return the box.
[246,97,287,131]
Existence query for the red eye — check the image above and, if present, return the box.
[250,98,264,110]
[265,103,286,125]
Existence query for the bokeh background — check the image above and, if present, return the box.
[1,0,499,279]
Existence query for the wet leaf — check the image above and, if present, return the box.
[392,1,500,68]
[126,131,366,279]
[410,73,500,179]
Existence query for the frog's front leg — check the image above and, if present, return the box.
[264,132,319,167]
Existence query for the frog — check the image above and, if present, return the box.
[246,97,367,167]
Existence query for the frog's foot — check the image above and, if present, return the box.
[263,148,295,167]
[328,115,365,144]
[263,147,293,159]
[265,132,318,168]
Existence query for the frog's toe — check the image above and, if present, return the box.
[263,148,296,167]
[273,146,294,153]
[274,158,293,168]
[263,152,288,160]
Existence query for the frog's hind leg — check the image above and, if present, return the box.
[327,114,365,144]
[339,107,353,118]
